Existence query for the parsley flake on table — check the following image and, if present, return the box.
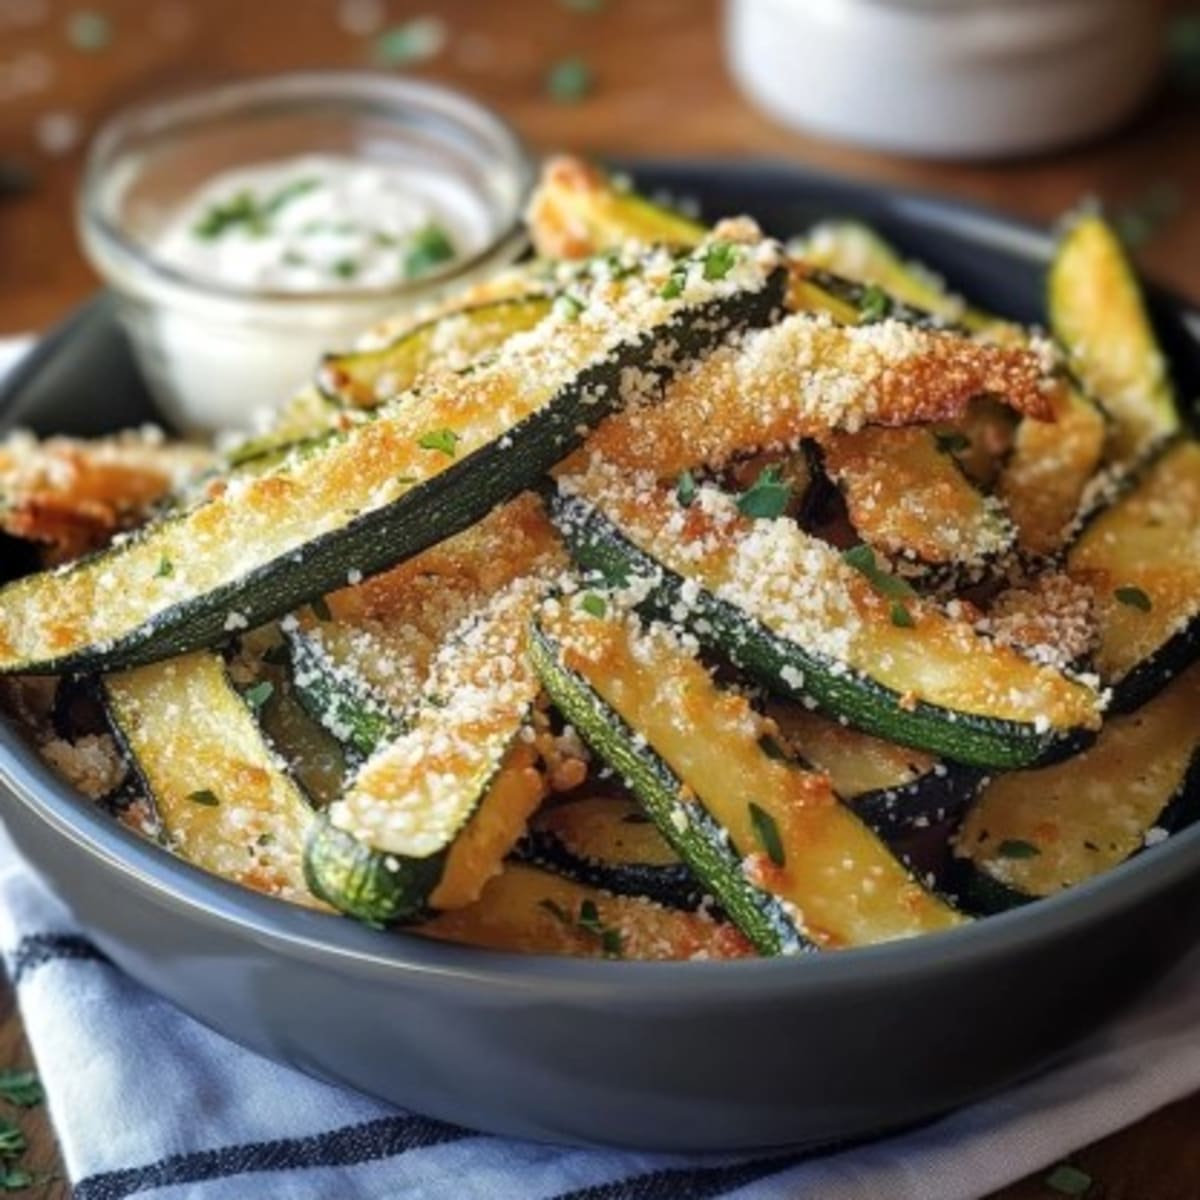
[0,1072,41,1110]
[372,17,446,67]
[0,1121,24,1160]
[546,56,593,104]
[1044,1162,1092,1197]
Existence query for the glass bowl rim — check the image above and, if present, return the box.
[78,69,536,309]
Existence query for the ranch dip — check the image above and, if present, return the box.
[154,154,489,292]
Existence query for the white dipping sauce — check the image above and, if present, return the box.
[123,153,513,435]
[155,154,488,291]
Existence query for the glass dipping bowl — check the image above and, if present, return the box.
[79,72,533,435]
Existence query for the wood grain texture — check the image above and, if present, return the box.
[0,983,66,1198]
[1,1,1199,1195]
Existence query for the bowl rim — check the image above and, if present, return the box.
[77,69,536,308]
[6,155,1200,997]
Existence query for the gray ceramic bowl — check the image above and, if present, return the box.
[3,161,1200,1153]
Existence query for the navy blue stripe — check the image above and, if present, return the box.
[7,932,108,985]
[548,1154,802,1200]
[73,1114,470,1200]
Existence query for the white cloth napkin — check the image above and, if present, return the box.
[4,333,1200,1199]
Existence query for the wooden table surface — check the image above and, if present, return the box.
[2,1,1200,1195]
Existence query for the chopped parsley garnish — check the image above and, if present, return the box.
[310,596,333,622]
[702,241,738,281]
[600,928,624,957]
[577,898,604,935]
[188,789,221,807]
[263,177,319,217]
[676,469,697,507]
[256,832,276,847]
[546,56,593,103]
[748,801,786,867]
[890,601,915,628]
[996,838,1040,860]
[193,190,265,240]
[1044,1163,1092,1197]
[0,1071,41,1110]
[660,269,686,300]
[935,431,971,454]
[403,223,456,279]
[154,555,173,578]
[736,465,791,520]
[332,257,360,280]
[417,428,460,457]
[857,283,890,323]
[243,681,274,713]
[541,898,623,956]
[842,544,916,599]
[581,593,607,619]
[554,293,585,321]
[1114,585,1152,612]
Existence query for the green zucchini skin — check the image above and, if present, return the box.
[804,270,952,330]
[304,814,446,925]
[548,490,1076,770]
[952,867,1034,916]
[1113,623,1200,716]
[952,665,1200,915]
[955,754,1200,916]
[528,618,807,956]
[284,623,401,762]
[0,269,784,677]
[1064,438,1200,712]
[849,766,985,840]
[516,823,704,911]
